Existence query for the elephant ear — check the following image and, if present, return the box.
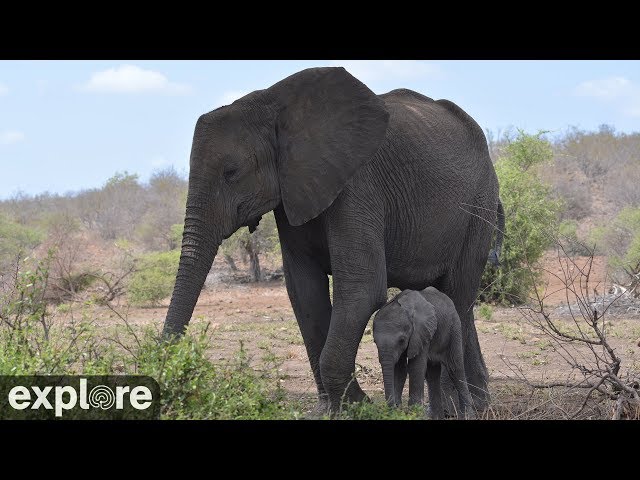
[398,291,437,359]
[270,67,390,226]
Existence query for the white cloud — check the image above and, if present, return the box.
[0,83,8,96]
[79,64,191,95]
[575,76,640,117]
[575,76,632,98]
[217,90,250,106]
[0,130,25,145]
[330,60,443,83]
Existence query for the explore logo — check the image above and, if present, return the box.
[0,376,160,419]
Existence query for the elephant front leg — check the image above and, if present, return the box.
[280,246,333,413]
[320,291,386,411]
[407,354,428,407]
[321,225,388,412]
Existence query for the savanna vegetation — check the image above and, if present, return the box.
[1,125,639,419]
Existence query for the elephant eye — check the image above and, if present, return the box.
[223,167,239,182]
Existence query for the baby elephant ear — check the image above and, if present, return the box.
[399,291,437,359]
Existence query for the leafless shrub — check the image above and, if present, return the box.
[44,218,91,303]
[0,251,56,344]
[57,168,187,245]
[505,239,640,419]
[552,178,592,221]
[606,162,640,208]
[553,125,640,211]
[36,218,137,305]
[541,153,593,221]
[485,126,516,163]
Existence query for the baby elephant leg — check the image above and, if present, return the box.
[425,361,444,419]
[407,354,427,407]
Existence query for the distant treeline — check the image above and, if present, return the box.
[1,125,639,305]
[487,125,640,220]
[1,169,188,251]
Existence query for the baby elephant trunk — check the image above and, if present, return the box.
[381,361,397,407]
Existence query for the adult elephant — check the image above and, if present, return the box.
[162,67,501,412]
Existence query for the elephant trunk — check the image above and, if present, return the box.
[382,361,397,407]
[162,193,221,338]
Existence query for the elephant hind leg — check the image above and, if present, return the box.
[445,339,477,419]
[438,217,493,412]
[461,320,489,410]
[426,361,444,419]
[438,272,489,413]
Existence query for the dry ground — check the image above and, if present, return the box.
[72,252,640,418]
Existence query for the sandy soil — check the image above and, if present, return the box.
[81,252,640,415]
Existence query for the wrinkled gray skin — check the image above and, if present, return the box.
[373,288,476,419]
[161,67,502,413]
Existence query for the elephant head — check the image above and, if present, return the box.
[373,291,436,406]
[163,67,390,337]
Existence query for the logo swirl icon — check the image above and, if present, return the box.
[88,385,115,409]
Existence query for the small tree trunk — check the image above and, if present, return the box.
[223,254,238,272]
[246,237,261,282]
[240,249,248,265]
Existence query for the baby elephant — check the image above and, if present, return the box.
[373,287,475,419]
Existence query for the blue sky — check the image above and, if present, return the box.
[0,60,639,198]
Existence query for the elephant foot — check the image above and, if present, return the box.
[463,408,477,420]
[318,392,330,408]
[426,404,444,420]
[306,393,331,419]
[440,377,489,416]
[439,377,460,417]
[346,383,369,404]
[326,377,369,413]
[469,385,490,412]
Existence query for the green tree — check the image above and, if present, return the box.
[590,207,640,296]
[77,171,146,240]
[168,223,184,250]
[479,131,563,305]
[135,168,188,251]
[0,214,43,260]
[127,250,180,306]
[0,215,43,287]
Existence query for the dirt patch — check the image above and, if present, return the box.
[536,253,609,306]
[78,274,640,414]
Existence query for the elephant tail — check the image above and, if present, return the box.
[488,198,505,267]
